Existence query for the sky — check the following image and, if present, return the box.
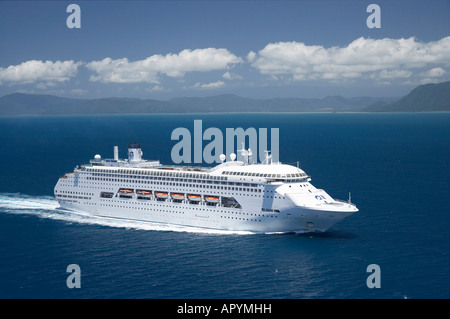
[0,0,449,99]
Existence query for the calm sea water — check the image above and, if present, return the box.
[0,113,449,299]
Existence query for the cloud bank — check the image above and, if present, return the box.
[1,37,449,92]
[248,36,450,83]
[86,48,242,84]
[0,60,81,85]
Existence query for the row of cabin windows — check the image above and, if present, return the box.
[84,175,261,188]
[81,168,307,183]
[222,171,307,178]
[83,167,226,180]
[55,190,94,196]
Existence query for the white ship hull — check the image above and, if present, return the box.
[54,143,358,233]
[57,199,354,233]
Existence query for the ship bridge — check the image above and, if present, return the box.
[207,145,309,183]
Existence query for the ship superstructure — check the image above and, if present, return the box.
[54,143,358,232]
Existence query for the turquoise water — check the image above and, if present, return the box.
[0,113,449,298]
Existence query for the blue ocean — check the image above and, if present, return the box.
[0,113,449,299]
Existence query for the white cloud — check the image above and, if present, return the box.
[86,48,242,84]
[425,67,446,78]
[247,51,256,63]
[222,71,243,80]
[0,60,81,85]
[193,80,225,89]
[249,36,450,83]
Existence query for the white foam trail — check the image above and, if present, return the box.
[0,193,255,235]
[0,193,58,210]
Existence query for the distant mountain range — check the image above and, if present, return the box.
[1,81,449,115]
[369,81,450,112]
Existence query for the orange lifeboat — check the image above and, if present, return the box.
[205,196,220,203]
[171,193,185,199]
[188,194,202,201]
[119,188,134,194]
[155,192,168,199]
[137,190,152,195]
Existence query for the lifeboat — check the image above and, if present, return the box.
[171,193,185,199]
[155,192,168,199]
[136,190,152,195]
[188,194,202,201]
[205,196,220,203]
[119,188,134,194]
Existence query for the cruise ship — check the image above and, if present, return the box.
[54,142,358,233]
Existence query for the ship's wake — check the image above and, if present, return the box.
[0,193,258,235]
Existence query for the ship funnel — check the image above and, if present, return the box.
[114,146,119,161]
[128,142,143,163]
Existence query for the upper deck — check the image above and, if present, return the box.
[75,142,310,185]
